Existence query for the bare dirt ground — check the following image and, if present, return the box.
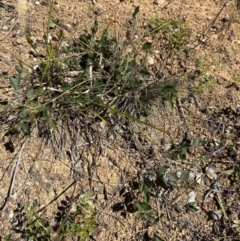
[0,0,240,240]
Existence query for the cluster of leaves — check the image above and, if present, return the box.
[150,18,191,56]
[0,3,204,240]
[6,194,97,241]
[134,165,192,241]
[169,136,208,161]
[135,166,169,222]
[1,5,182,145]
[58,194,97,241]
[135,137,208,229]
[135,166,192,217]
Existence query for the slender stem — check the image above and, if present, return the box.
[10,138,28,196]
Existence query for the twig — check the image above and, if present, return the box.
[52,181,77,240]
[9,139,28,196]
[37,181,76,213]
[0,139,28,211]
[214,187,229,221]
[161,0,175,10]
[194,0,233,47]
[0,13,20,41]
[176,97,185,120]
[97,209,125,226]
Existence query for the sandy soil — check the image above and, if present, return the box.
[0,0,240,240]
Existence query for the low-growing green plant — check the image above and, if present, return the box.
[193,58,217,95]
[169,136,207,161]
[9,194,97,241]
[135,137,208,225]
[0,1,216,240]
[150,18,191,57]
[1,3,179,149]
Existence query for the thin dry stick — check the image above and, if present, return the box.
[52,181,77,240]
[194,0,233,47]
[9,138,28,196]
[0,138,28,210]
[97,209,125,226]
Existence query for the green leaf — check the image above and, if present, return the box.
[156,166,168,177]
[155,176,168,189]
[179,170,189,183]
[16,67,27,74]
[185,203,199,213]
[36,103,52,113]
[193,137,206,147]
[179,147,187,160]
[20,122,30,136]
[201,155,209,162]
[9,76,20,89]
[127,59,136,71]
[148,191,156,198]
[91,18,99,36]
[144,191,150,204]
[135,202,151,211]
[144,213,155,222]
[139,182,147,192]
[39,115,48,121]
[37,87,45,95]
[142,42,152,50]
[168,172,179,182]
[79,34,90,48]
[132,6,140,19]
[26,89,37,100]
[19,109,29,118]
[154,233,165,241]
[139,68,151,77]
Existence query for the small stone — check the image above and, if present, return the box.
[188,191,196,203]
[35,1,40,5]
[16,38,24,45]
[147,56,155,65]
[189,172,196,181]
[33,64,39,71]
[176,171,181,178]
[128,47,133,53]
[47,35,52,43]
[211,34,218,40]
[9,211,14,219]
[64,24,72,30]
[195,173,203,184]
[97,194,105,202]
[217,77,226,85]
[3,54,11,62]
[209,210,222,220]
[222,14,230,22]
[2,25,8,31]
[153,0,165,5]
[205,166,217,180]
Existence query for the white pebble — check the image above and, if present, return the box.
[2,25,8,31]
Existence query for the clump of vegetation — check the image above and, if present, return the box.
[7,193,97,241]
[0,1,194,239]
[1,3,182,147]
[4,1,240,240]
